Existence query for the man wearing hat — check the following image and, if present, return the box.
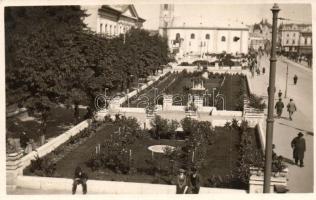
[287,99,297,120]
[275,98,284,118]
[291,132,306,167]
[176,169,189,194]
[189,167,201,194]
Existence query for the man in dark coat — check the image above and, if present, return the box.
[72,166,88,194]
[293,74,298,85]
[291,132,306,167]
[189,167,201,194]
[278,90,282,99]
[275,99,284,118]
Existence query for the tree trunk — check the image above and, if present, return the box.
[40,134,45,146]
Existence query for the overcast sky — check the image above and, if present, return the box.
[135,4,312,30]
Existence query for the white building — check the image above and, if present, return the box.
[159,4,249,56]
[82,5,145,37]
[279,23,312,55]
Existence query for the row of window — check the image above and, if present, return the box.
[99,23,130,35]
[176,33,240,42]
[285,37,311,45]
[287,33,296,37]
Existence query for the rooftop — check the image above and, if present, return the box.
[169,16,248,29]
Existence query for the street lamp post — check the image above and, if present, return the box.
[284,61,289,98]
[263,3,280,193]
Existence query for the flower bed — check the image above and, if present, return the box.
[121,70,251,110]
[23,116,263,190]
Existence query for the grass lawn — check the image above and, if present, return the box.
[6,106,86,141]
[218,75,247,111]
[122,71,247,110]
[26,122,261,189]
[122,72,177,108]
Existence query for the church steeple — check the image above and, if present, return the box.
[159,4,174,37]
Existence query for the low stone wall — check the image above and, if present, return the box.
[116,69,172,106]
[172,66,242,74]
[163,105,186,112]
[16,176,246,194]
[244,71,254,94]
[117,107,146,113]
[20,119,91,169]
[212,110,243,117]
[256,122,266,153]
[249,168,288,193]
[197,106,215,113]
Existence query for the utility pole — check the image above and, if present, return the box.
[284,62,288,98]
[264,3,280,193]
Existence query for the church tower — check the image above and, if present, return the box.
[159,4,174,38]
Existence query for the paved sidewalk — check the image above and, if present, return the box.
[249,54,314,193]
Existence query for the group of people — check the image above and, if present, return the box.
[275,97,297,121]
[274,74,299,120]
[71,166,201,195]
[176,167,201,194]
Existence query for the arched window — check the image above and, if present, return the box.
[305,38,308,45]
[164,4,168,10]
[191,33,195,39]
[110,25,112,36]
[292,40,295,44]
[286,40,289,44]
[100,23,103,33]
[221,36,226,42]
[205,34,210,40]
[176,33,180,41]
[105,24,107,34]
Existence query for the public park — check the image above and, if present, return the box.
[4,2,313,195]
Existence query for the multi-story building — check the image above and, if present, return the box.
[248,19,272,52]
[82,5,145,37]
[279,23,312,55]
[159,4,249,56]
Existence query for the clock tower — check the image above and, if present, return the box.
[159,4,174,38]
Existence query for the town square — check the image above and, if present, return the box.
[2,0,314,195]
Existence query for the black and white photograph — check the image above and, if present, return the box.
[2,0,314,196]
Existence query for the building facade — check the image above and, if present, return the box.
[82,5,145,37]
[159,4,249,56]
[248,19,272,52]
[279,23,312,55]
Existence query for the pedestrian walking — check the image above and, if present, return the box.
[189,167,201,194]
[287,99,297,120]
[293,74,298,85]
[291,132,306,167]
[275,98,284,118]
[72,166,88,195]
[176,169,189,194]
[278,90,282,99]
